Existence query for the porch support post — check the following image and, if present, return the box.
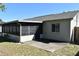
[20,24,22,42]
[20,24,22,36]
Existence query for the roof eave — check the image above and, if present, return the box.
[43,18,73,22]
[18,20,43,23]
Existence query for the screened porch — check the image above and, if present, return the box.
[2,21,43,39]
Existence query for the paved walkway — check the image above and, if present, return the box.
[24,40,68,52]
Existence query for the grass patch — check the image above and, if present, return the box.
[0,37,79,56]
[52,44,79,56]
[0,42,79,56]
[0,37,54,56]
[0,42,54,56]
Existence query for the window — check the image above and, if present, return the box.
[52,24,55,32]
[52,24,60,32]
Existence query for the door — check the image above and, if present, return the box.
[74,27,79,44]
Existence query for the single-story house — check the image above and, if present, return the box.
[0,20,4,36]
[2,11,79,43]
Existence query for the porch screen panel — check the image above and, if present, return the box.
[30,26,38,35]
[4,26,6,33]
[22,26,29,35]
[2,26,5,33]
[11,25,20,35]
[5,26,7,33]
[22,25,39,35]
[16,26,20,35]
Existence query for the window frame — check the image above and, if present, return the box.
[52,23,60,32]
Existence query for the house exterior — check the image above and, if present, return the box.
[2,11,79,43]
[0,20,4,36]
[0,23,2,33]
[2,20,42,42]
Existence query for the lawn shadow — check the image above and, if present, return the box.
[0,36,18,43]
[75,51,79,56]
[70,40,79,45]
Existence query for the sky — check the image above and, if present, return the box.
[0,3,79,22]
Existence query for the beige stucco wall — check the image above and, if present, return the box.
[43,19,71,42]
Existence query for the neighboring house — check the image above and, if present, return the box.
[0,20,4,36]
[2,11,79,43]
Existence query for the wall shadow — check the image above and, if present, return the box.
[32,24,53,43]
[71,28,79,45]
[75,51,79,56]
[33,38,67,44]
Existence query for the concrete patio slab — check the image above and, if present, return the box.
[24,40,68,52]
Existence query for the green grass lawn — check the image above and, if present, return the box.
[0,37,79,56]
[0,42,79,56]
[52,44,79,56]
[0,37,54,56]
[0,42,54,56]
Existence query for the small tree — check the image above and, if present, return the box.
[0,3,5,11]
[0,3,5,23]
